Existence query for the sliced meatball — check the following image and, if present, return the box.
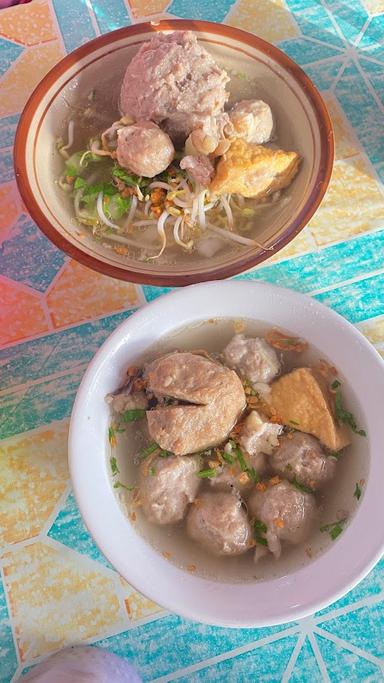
[139,454,200,525]
[270,432,336,490]
[186,491,252,555]
[248,480,317,558]
[145,352,245,455]
[239,410,283,458]
[223,334,280,384]
[180,154,215,187]
[116,121,174,178]
[229,99,274,144]
[106,390,148,415]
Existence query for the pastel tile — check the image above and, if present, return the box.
[288,637,322,683]
[257,225,316,265]
[168,0,235,22]
[0,309,133,390]
[226,0,299,43]
[278,38,342,65]
[322,92,360,161]
[303,59,344,91]
[176,635,299,682]
[357,14,384,60]
[0,423,69,546]
[0,41,63,118]
[0,113,19,148]
[1,541,127,661]
[0,215,65,293]
[0,147,14,184]
[0,182,22,244]
[335,61,384,167]
[315,272,384,324]
[143,285,172,302]
[0,278,50,346]
[48,493,112,569]
[128,0,169,18]
[308,156,384,246]
[119,578,162,623]
[362,0,384,13]
[358,316,384,343]
[0,1,56,46]
[46,260,140,328]
[359,57,384,105]
[324,0,369,44]
[315,632,384,682]
[317,601,384,659]
[287,3,344,47]
[0,577,18,683]
[0,37,23,80]
[93,0,131,31]
[94,614,293,681]
[51,0,96,53]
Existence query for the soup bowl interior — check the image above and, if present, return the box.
[15,20,332,286]
[69,281,384,627]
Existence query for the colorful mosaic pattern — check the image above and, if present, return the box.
[0,0,383,680]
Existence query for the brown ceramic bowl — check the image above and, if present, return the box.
[14,20,333,286]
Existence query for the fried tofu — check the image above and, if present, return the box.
[209,138,300,199]
[269,367,351,451]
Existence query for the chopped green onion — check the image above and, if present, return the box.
[291,477,314,494]
[110,456,119,476]
[234,445,247,471]
[113,481,135,491]
[159,449,171,458]
[149,466,156,476]
[197,468,217,479]
[254,519,268,546]
[332,380,366,436]
[247,467,260,483]
[139,442,159,459]
[326,449,343,460]
[112,166,144,188]
[289,420,300,426]
[121,409,146,422]
[354,482,362,500]
[320,519,346,540]
[74,177,87,190]
[222,451,234,464]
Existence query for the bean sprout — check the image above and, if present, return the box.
[149,181,173,191]
[124,195,138,229]
[96,192,121,230]
[147,210,170,260]
[206,221,272,248]
[60,120,75,157]
[173,216,193,249]
[220,195,234,229]
[197,190,206,230]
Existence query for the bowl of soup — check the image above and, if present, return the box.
[69,281,384,627]
[14,20,333,286]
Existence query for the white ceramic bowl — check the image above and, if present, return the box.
[69,281,384,627]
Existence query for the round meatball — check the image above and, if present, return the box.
[248,480,317,558]
[270,432,337,490]
[186,491,252,556]
[229,99,274,144]
[139,454,200,525]
[223,334,280,384]
[116,121,174,178]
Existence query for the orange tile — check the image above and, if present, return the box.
[128,0,170,18]
[0,182,21,244]
[0,41,63,118]
[46,259,140,328]
[0,1,56,46]
[0,278,50,345]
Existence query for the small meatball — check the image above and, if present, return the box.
[239,410,283,457]
[116,121,174,178]
[224,334,280,384]
[248,480,317,558]
[188,113,232,156]
[180,154,215,187]
[229,99,274,144]
[106,390,148,415]
[186,491,252,555]
[139,454,200,525]
[270,432,336,490]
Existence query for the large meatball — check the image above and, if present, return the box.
[120,31,229,142]
[116,121,174,177]
[229,99,274,144]
[223,334,280,384]
[186,491,252,556]
[139,454,200,525]
[248,480,317,558]
[270,432,337,490]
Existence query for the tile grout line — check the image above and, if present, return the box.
[308,630,331,683]
[313,592,384,625]
[47,0,67,55]
[0,565,21,669]
[353,57,384,115]
[84,0,102,36]
[281,632,306,683]
[314,626,384,669]
[0,363,89,398]
[308,265,384,296]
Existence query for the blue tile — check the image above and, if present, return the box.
[325,0,368,45]
[279,38,342,66]
[143,285,173,302]
[95,615,294,681]
[51,0,96,53]
[289,637,322,683]
[0,114,19,149]
[290,5,344,48]
[48,493,112,568]
[0,147,13,183]
[315,631,384,681]
[176,635,298,682]
[0,37,23,80]
[359,57,384,106]
[335,61,384,168]
[0,577,18,683]
[169,0,236,22]
[318,601,384,659]
[357,15,384,61]
[93,0,131,33]
[0,215,65,293]
[303,59,344,91]
[314,272,384,324]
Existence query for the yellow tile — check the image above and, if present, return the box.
[226,0,299,43]
[308,156,384,246]
[120,577,162,622]
[2,541,127,661]
[0,423,69,545]
[0,1,56,46]
[358,318,384,344]
[0,41,63,118]
[128,0,169,18]
[361,0,384,14]
[46,259,140,328]
[322,93,360,161]
[261,225,316,265]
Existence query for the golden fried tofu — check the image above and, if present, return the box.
[269,367,351,451]
[209,138,300,198]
